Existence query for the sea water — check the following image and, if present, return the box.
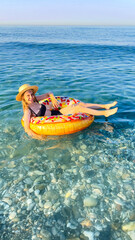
[0,26,135,240]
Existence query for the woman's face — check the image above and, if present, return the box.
[23,90,35,104]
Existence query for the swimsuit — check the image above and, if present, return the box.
[51,109,62,116]
[29,104,62,117]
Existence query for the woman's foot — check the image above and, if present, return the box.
[105,101,117,110]
[105,107,118,117]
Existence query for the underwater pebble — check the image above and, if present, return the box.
[83,196,98,207]
[34,189,40,197]
[129,211,135,221]
[34,176,43,183]
[27,203,35,211]
[122,221,135,231]
[73,169,77,174]
[29,187,34,193]
[13,217,20,223]
[40,229,51,240]
[75,149,82,154]
[9,211,16,220]
[65,191,72,198]
[95,224,103,231]
[28,170,44,176]
[92,188,102,196]
[2,198,12,205]
[127,231,135,240]
[24,177,33,185]
[67,222,77,230]
[26,198,35,211]
[43,190,59,201]
[88,213,97,219]
[83,231,94,240]
[51,178,57,183]
[80,144,87,150]
[71,157,76,161]
[124,184,133,191]
[44,202,52,209]
[114,198,124,206]
[26,199,33,205]
[117,192,126,201]
[32,236,40,240]
[35,184,46,191]
[81,219,92,227]
[79,156,86,162]
[122,173,130,179]
[51,226,57,236]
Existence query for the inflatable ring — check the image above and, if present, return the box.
[21,97,94,135]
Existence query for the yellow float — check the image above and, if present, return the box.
[21,97,94,135]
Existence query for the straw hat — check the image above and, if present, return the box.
[16,84,38,101]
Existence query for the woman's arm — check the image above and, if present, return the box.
[23,109,45,140]
[36,92,50,101]
[37,92,59,108]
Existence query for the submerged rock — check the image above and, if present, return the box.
[80,144,87,150]
[2,197,12,206]
[114,198,124,206]
[83,196,98,207]
[9,211,16,220]
[79,156,86,162]
[40,229,51,240]
[43,190,59,201]
[127,231,135,240]
[81,219,92,227]
[28,170,44,176]
[83,231,94,240]
[44,201,52,209]
[129,211,135,221]
[122,221,135,231]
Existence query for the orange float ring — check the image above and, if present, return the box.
[21,97,94,135]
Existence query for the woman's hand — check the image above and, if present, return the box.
[49,93,60,108]
[25,127,47,140]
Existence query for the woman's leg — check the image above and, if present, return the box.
[79,101,117,110]
[60,103,118,117]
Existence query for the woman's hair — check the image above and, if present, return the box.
[21,90,38,112]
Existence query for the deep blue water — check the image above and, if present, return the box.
[0,26,135,240]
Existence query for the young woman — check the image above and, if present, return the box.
[16,84,118,139]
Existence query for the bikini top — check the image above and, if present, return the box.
[29,104,46,117]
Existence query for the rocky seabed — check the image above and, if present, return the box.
[0,125,135,240]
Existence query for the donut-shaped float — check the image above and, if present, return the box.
[21,97,94,135]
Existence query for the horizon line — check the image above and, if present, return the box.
[0,24,135,27]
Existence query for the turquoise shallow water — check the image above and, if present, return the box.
[0,26,135,240]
